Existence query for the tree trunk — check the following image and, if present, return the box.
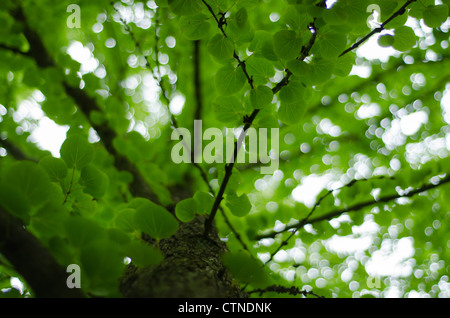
[119,215,247,298]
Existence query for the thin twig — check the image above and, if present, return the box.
[110,2,173,110]
[257,173,450,240]
[0,43,29,56]
[265,176,392,262]
[0,138,37,162]
[110,2,251,251]
[339,0,417,57]
[201,0,227,38]
[203,20,318,235]
[63,166,76,205]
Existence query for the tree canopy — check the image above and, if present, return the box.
[0,0,449,299]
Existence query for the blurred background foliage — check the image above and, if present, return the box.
[0,0,449,298]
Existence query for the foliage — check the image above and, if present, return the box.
[0,0,449,298]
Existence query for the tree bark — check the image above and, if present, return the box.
[120,215,247,298]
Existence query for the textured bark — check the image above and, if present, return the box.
[120,215,247,298]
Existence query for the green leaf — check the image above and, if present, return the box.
[128,197,152,209]
[322,4,348,25]
[175,198,197,222]
[287,59,312,79]
[80,164,109,198]
[333,53,354,77]
[207,34,234,61]
[154,0,169,7]
[235,7,248,29]
[378,34,394,48]
[0,182,31,221]
[124,241,164,267]
[423,5,449,28]
[220,168,242,195]
[273,30,303,60]
[317,29,347,58]
[227,20,254,45]
[282,5,310,30]
[64,216,106,248]
[341,0,368,27]
[222,251,270,287]
[246,57,275,85]
[310,57,335,84]
[409,0,434,19]
[250,85,273,109]
[71,193,98,217]
[168,0,203,16]
[0,288,23,298]
[60,134,94,170]
[107,228,131,246]
[203,0,228,11]
[373,207,392,227]
[5,161,54,206]
[249,30,276,56]
[215,64,246,95]
[212,95,244,123]
[261,37,279,61]
[235,0,257,8]
[378,0,400,22]
[277,100,306,125]
[30,202,68,238]
[279,80,304,103]
[80,240,124,295]
[225,193,252,217]
[134,201,179,240]
[392,26,416,52]
[114,208,136,233]
[39,156,68,182]
[253,114,278,129]
[360,294,377,298]
[385,12,408,30]
[179,14,211,40]
[193,191,214,215]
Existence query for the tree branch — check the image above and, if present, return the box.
[0,43,30,57]
[257,173,450,240]
[339,0,417,57]
[111,4,218,211]
[201,1,254,89]
[0,138,37,162]
[12,5,162,205]
[62,83,161,203]
[265,176,392,261]
[203,20,318,235]
[273,20,318,95]
[201,0,227,38]
[0,205,85,297]
[306,53,450,116]
[110,2,173,105]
